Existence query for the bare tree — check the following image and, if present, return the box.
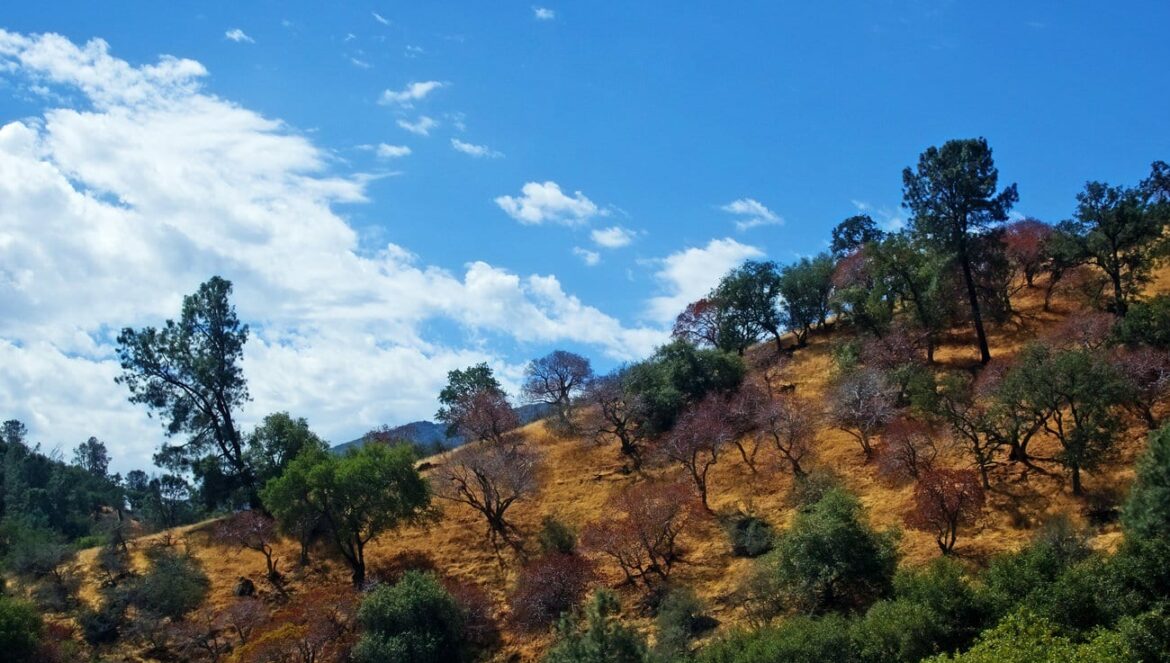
[461,389,521,446]
[753,393,817,479]
[672,298,724,348]
[214,511,283,586]
[1110,345,1170,430]
[875,417,939,484]
[522,350,594,434]
[725,384,767,473]
[658,394,733,511]
[581,371,646,468]
[580,481,697,587]
[433,443,540,560]
[905,468,985,554]
[828,368,895,459]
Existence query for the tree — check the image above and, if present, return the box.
[1110,346,1170,430]
[1114,294,1170,349]
[869,233,955,362]
[659,394,733,511]
[72,437,110,478]
[259,446,325,567]
[580,481,696,587]
[432,442,539,559]
[1004,344,1129,495]
[903,138,1019,364]
[831,214,885,258]
[1002,218,1053,288]
[544,591,648,663]
[581,370,647,468]
[778,253,837,345]
[1122,424,1170,544]
[522,350,593,433]
[830,247,895,337]
[623,340,745,437]
[115,276,256,506]
[508,552,595,630]
[875,417,939,484]
[753,393,817,479]
[746,488,898,617]
[0,595,43,661]
[214,511,283,584]
[435,363,519,445]
[1059,179,1167,315]
[245,412,327,487]
[352,571,468,663]
[906,468,985,554]
[828,368,895,459]
[261,443,431,587]
[931,373,1007,488]
[713,260,786,354]
[672,297,757,353]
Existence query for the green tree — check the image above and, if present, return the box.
[902,138,1019,364]
[72,437,110,478]
[115,276,256,507]
[870,234,953,362]
[261,443,431,586]
[712,260,785,354]
[259,445,326,566]
[544,590,648,663]
[245,412,327,487]
[352,571,468,663]
[623,340,745,437]
[698,614,854,663]
[925,610,1133,663]
[1113,294,1170,349]
[778,253,836,346]
[1058,179,1167,315]
[831,214,885,258]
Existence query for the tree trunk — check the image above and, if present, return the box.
[1071,465,1083,496]
[959,252,992,364]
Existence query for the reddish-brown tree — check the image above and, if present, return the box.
[235,585,358,663]
[580,481,697,587]
[828,368,895,459]
[581,371,646,468]
[1002,218,1053,288]
[875,417,939,484]
[905,468,985,554]
[1111,345,1170,429]
[442,578,500,648]
[433,443,540,559]
[1044,311,1115,352]
[214,510,282,584]
[659,394,734,510]
[508,552,595,630]
[752,393,817,479]
[725,384,767,473]
[460,389,521,446]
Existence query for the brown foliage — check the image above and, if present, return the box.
[367,550,439,585]
[672,298,723,348]
[1002,217,1053,287]
[1110,345,1170,429]
[433,443,541,559]
[752,393,818,479]
[905,468,985,553]
[508,552,595,631]
[875,418,940,484]
[443,577,500,648]
[214,511,282,584]
[828,368,895,458]
[581,372,646,467]
[235,585,358,663]
[658,394,734,510]
[580,481,698,587]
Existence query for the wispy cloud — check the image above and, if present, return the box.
[573,247,600,266]
[591,226,636,248]
[397,116,438,136]
[533,7,556,20]
[225,28,254,44]
[380,80,445,107]
[495,181,604,226]
[451,138,503,159]
[375,144,411,159]
[349,57,371,69]
[372,12,391,26]
[721,197,782,231]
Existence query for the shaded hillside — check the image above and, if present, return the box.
[330,403,554,455]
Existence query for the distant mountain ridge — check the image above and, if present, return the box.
[330,402,553,456]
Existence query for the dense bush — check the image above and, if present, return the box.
[726,514,774,558]
[980,516,1094,620]
[352,570,467,663]
[623,340,745,437]
[537,515,578,555]
[653,586,711,660]
[127,545,210,621]
[0,595,42,660]
[545,590,648,663]
[698,614,854,663]
[509,553,595,631]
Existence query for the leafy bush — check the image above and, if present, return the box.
[653,587,711,660]
[78,597,127,645]
[698,614,853,663]
[545,590,648,663]
[788,468,843,509]
[352,571,467,663]
[980,516,1093,620]
[127,546,210,621]
[0,595,42,660]
[538,515,578,555]
[509,553,594,631]
[726,514,774,558]
[925,609,1133,663]
[852,599,942,663]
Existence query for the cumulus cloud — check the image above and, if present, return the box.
[380,80,445,107]
[533,7,556,20]
[375,143,411,158]
[397,115,438,136]
[225,29,255,44]
[721,197,782,231]
[495,181,603,226]
[451,138,502,159]
[591,226,635,248]
[645,238,763,322]
[572,247,600,266]
[0,30,662,472]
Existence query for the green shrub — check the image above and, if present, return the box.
[1113,295,1170,349]
[545,590,647,663]
[353,571,467,663]
[726,514,774,558]
[698,614,853,663]
[127,546,210,620]
[892,558,986,652]
[0,595,43,660]
[623,340,745,437]
[980,516,1093,619]
[538,515,578,555]
[925,609,1134,663]
[653,587,710,660]
[1116,607,1170,662]
[787,469,843,510]
[852,599,942,663]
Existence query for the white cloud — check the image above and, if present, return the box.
[533,7,556,20]
[0,30,663,472]
[573,247,600,266]
[397,115,438,136]
[591,225,635,248]
[450,138,502,159]
[349,57,371,69]
[495,181,603,226]
[225,29,254,44]
[645,238,763,322]
[372,12,390,26]
[721,197,782,231]
[380,80,445,107]
[375,143,411,158]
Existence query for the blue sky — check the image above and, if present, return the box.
[1,2,1168,471]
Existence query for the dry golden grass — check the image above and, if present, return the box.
[71,269,1168,661]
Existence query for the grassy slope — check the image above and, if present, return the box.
[73,269,1170,661]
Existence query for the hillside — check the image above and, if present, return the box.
[65,269,1169,662]
[330,404,553,455]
